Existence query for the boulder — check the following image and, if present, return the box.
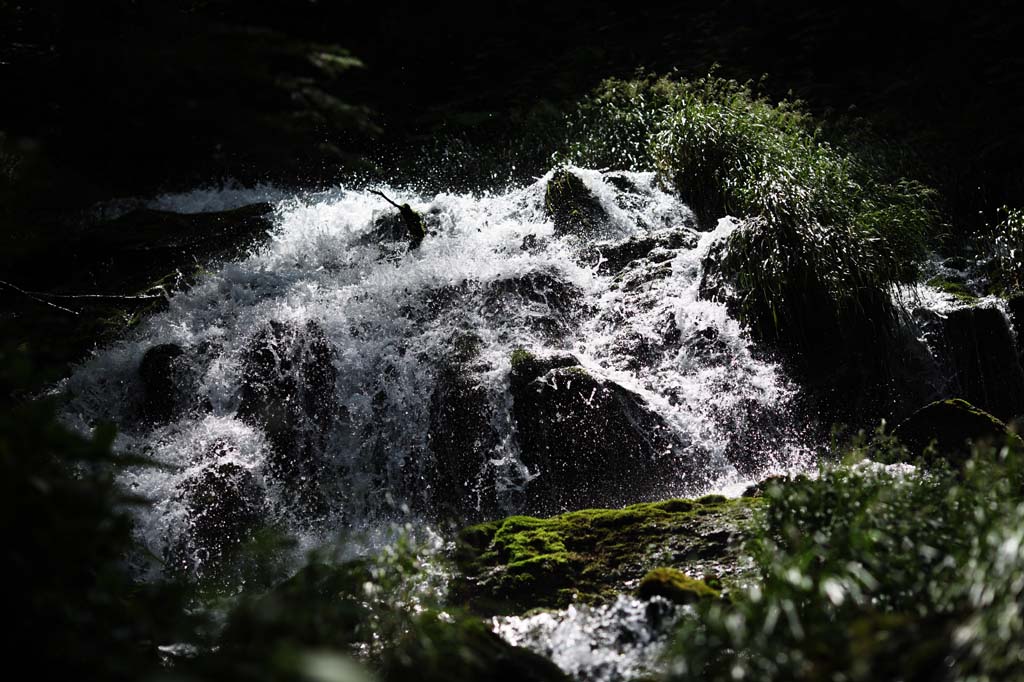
[544,168,607,237]
[937,306,1024,420]
[428,351,501,521]
[237,319,338,515]
[1008,293,1024,346]
[590,227,698,275]
[138,343,188,423]
[894,398,1021,468]
[509,349,706,513]
[166,461,266,577]
[453,496,756,614]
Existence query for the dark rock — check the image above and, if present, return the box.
[938,306,1024,420]
[482,271,586,340]
[428,354,501,520]
[509,350,707,513]
[166,461,266,577]
[544,168,608,237]
[138,343,188,423]
[894,398,1021,468]
[66,203,276,294]
[238,319,338,515]
[590,227,698,275]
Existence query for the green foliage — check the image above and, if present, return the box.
[991,206,1024,295]
[565,74,939,350]
[1,349,193,680]
[667,437,1024,681]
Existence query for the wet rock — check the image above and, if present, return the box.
[544,168,608,237]
[428,342,501,520]
[166,461,266,577]
[894,398,1021,468]
[509,350,705,513]
[937,305,1024,420]
[590,227,698,275]
[482,272,586,340]
[238,319,338,515]
[453,496,757,614]
[138,343,188,423]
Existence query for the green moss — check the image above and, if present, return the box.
[636,567,720,604]
[510,347,535,370]
[927,275,978,302]
[454,497,759,615]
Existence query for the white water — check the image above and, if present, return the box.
[61,167,812,576]
[494,595,683,682]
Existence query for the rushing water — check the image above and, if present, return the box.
[60,167,812,579]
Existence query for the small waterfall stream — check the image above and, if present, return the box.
[59,167,817,679]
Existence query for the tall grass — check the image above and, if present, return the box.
[991,206,1024,295]
[565,74,939,350]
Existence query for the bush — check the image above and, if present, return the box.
[666,435,1024,681]
[564,74,939,350]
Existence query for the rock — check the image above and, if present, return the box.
[544,168,607,237]
[509,350,708,513]
[166,461,266,577]
[382,613,571,682]
[428,350,501,520]
[894,398,1021,467]
[937,306,1024,420]
[453,496,757,615]
[65,203,276,294]
[636,567,720,604]
[138,343,188,423]
[237,319,338,515]
[368,203,428,248]
[590,227,698,275]
[482,272,586,340]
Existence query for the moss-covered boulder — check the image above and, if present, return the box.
[238,319,338,516]
[636,567,720,604]
[453,495,758,614]
[509,350,708,513]
[544,168,607,237]
[894,398,1022,467]
[937,305,1024,420]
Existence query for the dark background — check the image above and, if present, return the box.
[2,1,1022,235]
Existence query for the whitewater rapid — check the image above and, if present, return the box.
[60,167,812,575]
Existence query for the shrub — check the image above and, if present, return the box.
[666,436,1024,681]
[564,74,939,350]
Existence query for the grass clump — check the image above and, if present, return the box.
[666,436,1024,681]
[565,74,939,352]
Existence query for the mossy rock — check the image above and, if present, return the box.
[636,567,720,604]
[453,496,759,615]
[926,275,978,303]
[544,168,607,237]
[894,398,1022,468]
